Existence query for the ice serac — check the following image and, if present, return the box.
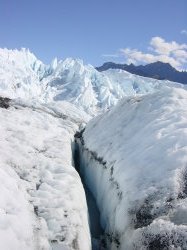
[43,58,99,114]
[1,48,183,115]
[43,58,167,114]
[0,48,52,101]
[0,99,91,250]
[78,86,187,249]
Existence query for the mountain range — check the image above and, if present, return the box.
[96,61,187,84]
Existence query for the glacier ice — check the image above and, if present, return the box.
[0,99,91,250]
[1,48,187,250]
[77,86,187,249]
[0,48,184,115]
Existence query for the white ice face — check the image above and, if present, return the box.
[80,86,187,249]
[0,48,184,116]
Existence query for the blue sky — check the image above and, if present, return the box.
[0,0,186,68]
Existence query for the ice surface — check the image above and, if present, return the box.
[80,86,187,249]
[1,48,187,249]
[0,99,91,250]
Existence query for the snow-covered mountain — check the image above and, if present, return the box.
[1,48,187,250]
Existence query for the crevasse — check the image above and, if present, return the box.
[74,130,120,250]
[73,132,106,250]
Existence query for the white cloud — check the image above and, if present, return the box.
[120,37,187,70]
[181,29,187,35]
[150,37,187,55]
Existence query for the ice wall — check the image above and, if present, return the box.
[76,86,187,249]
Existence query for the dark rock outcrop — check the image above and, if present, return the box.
[0,97,11,109]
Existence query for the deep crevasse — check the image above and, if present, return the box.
[73,140,106,250]
[75,135,121,250]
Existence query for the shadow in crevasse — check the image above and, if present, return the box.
[72,140,106,250]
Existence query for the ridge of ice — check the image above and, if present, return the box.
[81,86,187,249]
[0,99,91,250]
[0,48,184,115]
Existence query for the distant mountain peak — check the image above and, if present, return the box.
[96,61,187,84]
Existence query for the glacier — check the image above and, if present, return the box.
[0,48,184,115]
[0,48,187,250]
